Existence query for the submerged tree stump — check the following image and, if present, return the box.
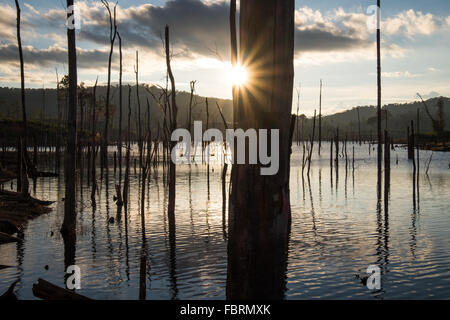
[32,279,91,300]
[0,189,53,244]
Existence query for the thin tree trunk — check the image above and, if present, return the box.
[318,80,322,156]
[307,110,316,176]
[118,32,123,189]
[135,51,143,167]
[123,86,132,209]
[187,81,196,132]
[15,0,29,197]
[377,0,382,174]
[91,78,98,201]
[101,0,117,174]
[357,107,361,145]
[166,26,178,225]
[296,86,300,146]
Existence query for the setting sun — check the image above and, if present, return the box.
[231,64,248,86]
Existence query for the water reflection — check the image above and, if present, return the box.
[1,143,450,299]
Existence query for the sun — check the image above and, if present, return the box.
[231,64,248,86]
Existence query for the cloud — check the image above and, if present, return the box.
[381,71,419,78]
[383,10,438,37]
[1,0,449,82]
[294,7,371,55]
[0,4,17,42]
[0,43,117,70]
[34,1,380,60]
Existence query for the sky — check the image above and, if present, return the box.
[0,0,450,116]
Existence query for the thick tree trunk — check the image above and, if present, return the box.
[227,0,294,300]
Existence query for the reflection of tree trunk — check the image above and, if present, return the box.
[227,0,294,300]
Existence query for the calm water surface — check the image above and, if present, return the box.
[1,142,450,299]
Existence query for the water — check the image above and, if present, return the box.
[1,142,450,299]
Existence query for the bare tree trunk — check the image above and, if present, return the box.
[61,0,78,238]
[318,80,322,156]
[187,81,196,132]
[357,107,361,145]
[91,79,98,201]
[307,110,316,176]
[377,0,382,175]
[135,51,143,167]
[166,26,178,226]
[117,32,123,189]
[123,86,132,209]
[227,0,294,300]
[295,86,300,146]
[101,0,117,175]
[15,0,29,197]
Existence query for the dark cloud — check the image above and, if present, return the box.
[0,0,372,68]
[77,0,369,59]
[0,43,116,69]
[294,27,369,53]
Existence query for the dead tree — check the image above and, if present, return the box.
[14,0,29,197]
[357,107,362,145]
[117,32,123,188]
[307,110,316,176]
[187,81,196,132]
[216,101,229,228]
[376,0,382,175]
[166,26,178,227]
[295,85,300,146]
[123,85,132,209]
[114,31,124,208]
[100,0,117,174]
[91,78,98,201]
[135,51,143,166]
[227,0,295,300]
[61,0,78,238]
[318,80,322,155]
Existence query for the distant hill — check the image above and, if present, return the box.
[317,97,450,141]
[0,85,233,139]
[0,86,448,142]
